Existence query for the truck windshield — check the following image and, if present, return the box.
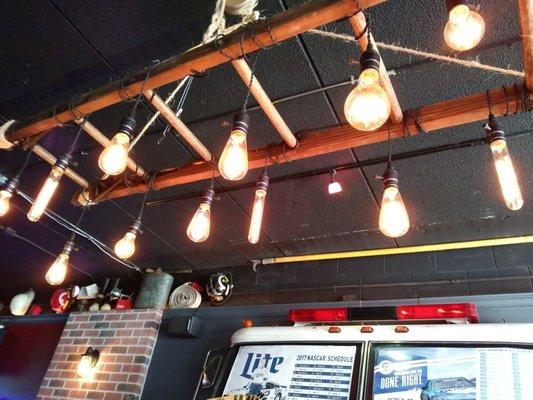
[369,344,533,400]
[221,344,361,400]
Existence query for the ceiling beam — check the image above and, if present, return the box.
[31,145,89,189]
[5,0,385,144]
[348,13,403,123]
[75,84,530,205]
[519,0,533,98]
[143,89,213,161]
[231,58,298,148]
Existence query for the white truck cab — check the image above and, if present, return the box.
[197,303,533,400]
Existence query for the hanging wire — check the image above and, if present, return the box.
[486,90,494,115]
[67,120,87,156]
[242,51,261,112]
[387,123,393,163]
[67,206,88,243]
[12,149,34,180]
[136,173,157,221]
[129,61,159,117]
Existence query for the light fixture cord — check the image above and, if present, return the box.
[242,51,261,112]
[131,62,158,118]
[68,206,88,243]
[137,173,156,221]
[13,149,34,180]
[387,123,393,164]
[486,90,494,116]
[67,120,87,157]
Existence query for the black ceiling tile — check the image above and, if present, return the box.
[0,1,114,118]
[493,244,533,269]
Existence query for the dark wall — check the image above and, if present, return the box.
[141,293,533,400]
[0,316,66,399]
[172,243,533,305]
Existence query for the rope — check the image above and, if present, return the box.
[203,0,228,44]
[308,29,525,78]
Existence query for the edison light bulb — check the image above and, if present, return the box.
[98,115,136,176]
[28,156,70,222]
[328,170,342,195]
[187,188,214,243]
[444,4,485,51]
[379,165,410,238]
[218,112,250,180]
[248,171,269,244]
[490,139,523,210]
[0,189,13,217]
[46,252,69,285]
[114,220,141,259]
[344,44,391,131]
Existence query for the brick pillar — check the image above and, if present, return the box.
[37,309,162,400]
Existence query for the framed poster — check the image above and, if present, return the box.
[222,344,359,400]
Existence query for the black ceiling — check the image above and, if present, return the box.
[0,0,531,299]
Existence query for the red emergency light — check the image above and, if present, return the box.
[396,303,479,323]
[289,307,348,323]
[289,303,478,324]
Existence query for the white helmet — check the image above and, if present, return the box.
[10,289,35,316]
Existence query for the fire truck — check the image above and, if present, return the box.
[194,303,533,400]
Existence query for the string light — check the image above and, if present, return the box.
[98,115,136,176]
[218,53,260,181]
[379,127,410,238]
[115,219,141,259]
[27,153,71,222]
[328,169,342,195]
[114,174,154,259]
[444,0,485,51]
[45,207,87,285]
[344,42,391,131]
[45,241,73,285]
[187,182,215,243]
[485,114,523,211]
[218,112,250,180]
[248,169,269,244]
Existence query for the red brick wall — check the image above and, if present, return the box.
[37,309,162,400]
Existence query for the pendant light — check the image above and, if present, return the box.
[28,123,85,222]
[485,114,523,211]
[344,42,391,131]
[46,207,87,285]
[248,168,269,244]
[187,181,215,243]
[328,169,342,195]
[378,127,410,238]
[98,68,154,176]
[114,176,154,259]
[98,114,136,176]
[444,0,485,51]
[218,53,261,181]
[0,150,32,217]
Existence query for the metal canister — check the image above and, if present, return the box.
[134,271,174,309]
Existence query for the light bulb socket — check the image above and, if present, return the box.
[5,176,20,194]
[118,115,137,138]
[255,169,269,192]
[232,112,250,135]
[446,0,475,12]
[383,162,399,189]
[485,114,506,143]
[55,153,72,170]
[129,219,142,235]
[62,240,75,256]
[360,43,381,73]
[201,187,215,206]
